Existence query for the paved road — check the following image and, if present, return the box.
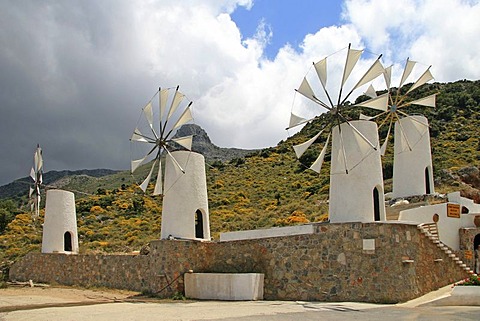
[1,300,480,321]
[1,285,479,320]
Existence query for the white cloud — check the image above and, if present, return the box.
[344,0,480,82]
[1,0,479,184]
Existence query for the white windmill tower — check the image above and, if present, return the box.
[29,144,43,218]
[288,45,389,223]
[30,146,79,253]
[360,59,436,198]
[41,189,79,254]
[130,86,210,240]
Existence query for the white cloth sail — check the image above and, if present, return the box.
[354,93,389,111]
[143,102,154,130]
[380,122,392,156]
[314,58,327,88]
[409,94,436,107]
[131,128,149,143]
[384,65,392,89]
[172,135,193,150]
[296,77,316,103]
[293,130,323,158]
[352,58,385,91]
[30,167,36,181]
[288,112,308,129]
[167,88,186,119]
[159,88,169,120]
[153,161,163,195]
[172,105,193,130]
[406,68,433,94]
[140,159,158,192]
[309,133,330,173]
[399,59,416,88]
[365,84,377,98]
[341,48,363,87]
[359,113,374,121]
[131,156,147,173]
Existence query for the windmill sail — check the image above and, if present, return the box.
[29,144,43,218]
[130,86,194,196]
[290,45,385,175]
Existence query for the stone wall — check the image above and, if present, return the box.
[459,227,480,270]
[10,222,470,303]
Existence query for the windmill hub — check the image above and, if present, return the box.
[156,138,166,147]
[390,104,398,112]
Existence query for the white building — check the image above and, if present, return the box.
[398,192,480,250]
[393,115,434,198]
[41,189,79,254]
[161,151,210,240]
[329,120,386,223]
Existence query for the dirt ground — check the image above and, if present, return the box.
[0,285,140,312]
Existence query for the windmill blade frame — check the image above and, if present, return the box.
[289,44,386,175]
[130,86,195,196]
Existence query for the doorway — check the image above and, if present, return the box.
[425,167,432,194]
[474,234,480,274]
[64,231,73,252]
[195,209,204,239]
[373,187,381,221]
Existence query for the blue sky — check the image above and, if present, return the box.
[231,0,343,59]
[1,0,480,184]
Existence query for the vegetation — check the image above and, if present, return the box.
[0,80,479,278]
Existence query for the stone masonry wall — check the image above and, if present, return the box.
[459,227,480,271]
[10,222,470,303]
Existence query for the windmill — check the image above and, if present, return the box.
[29,144,43,218]
[359,59,436,197]
[359,58,436,156]
[287,44,388,222]
[130,86,194,195]
[287,44,388,175]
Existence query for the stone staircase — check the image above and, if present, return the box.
[417,222,476,276]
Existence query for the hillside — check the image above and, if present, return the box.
[0,169,120,200]
[1,79,480,280]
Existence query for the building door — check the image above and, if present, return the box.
[474,234,480,274]
[373,187,380,221]
[64,231,72,252]
[195,210,204,239]
[425,167,431,194]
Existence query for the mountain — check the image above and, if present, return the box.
[0,80,479,276]
[0,124,258,201]
[0,169,120,200]
[174,124,258,162]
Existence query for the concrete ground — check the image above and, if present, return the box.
[1,284,479,321]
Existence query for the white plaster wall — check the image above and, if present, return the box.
[329,120,385,223]
[161,151,210,240]
[398,203,476,250]
[448,192,480,213]
[393,115,434,198]
[41,189,79,254]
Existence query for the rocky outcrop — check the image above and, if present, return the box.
[436,166,480,203]
[174,124,258,163]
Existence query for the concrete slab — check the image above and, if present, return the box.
[184,273,264,300]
